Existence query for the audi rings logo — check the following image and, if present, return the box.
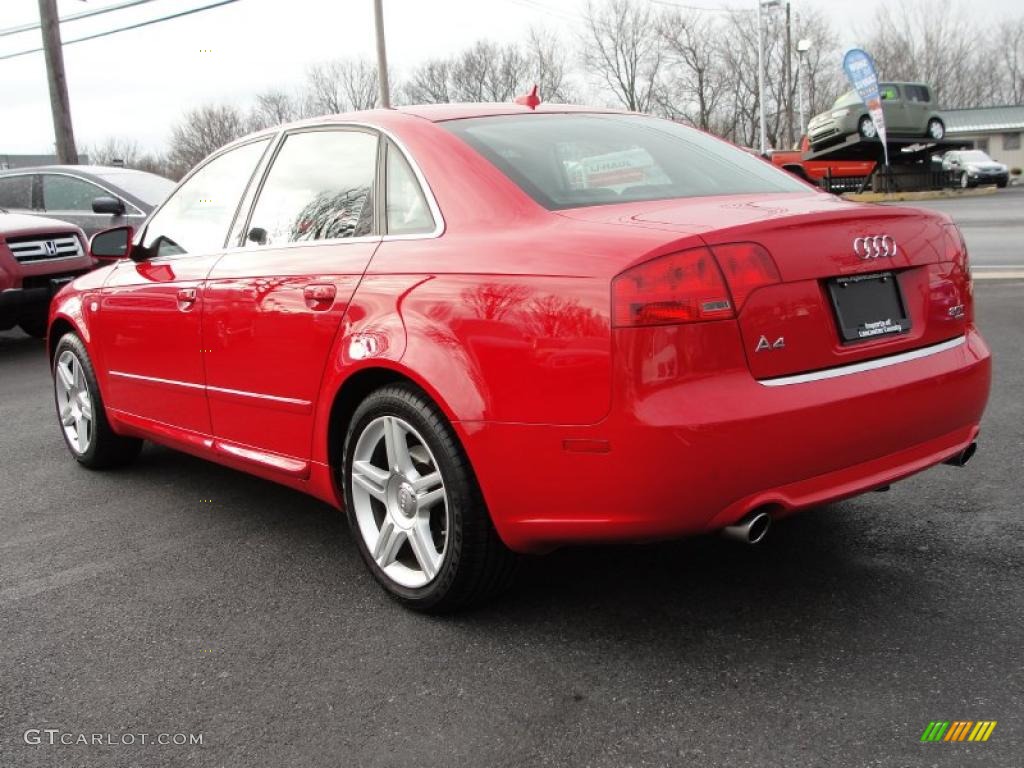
[853,235,897,259]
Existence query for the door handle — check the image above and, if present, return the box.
[176,287,198,311]
[303,283,337,311]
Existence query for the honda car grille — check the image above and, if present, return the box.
[5,233,83,263]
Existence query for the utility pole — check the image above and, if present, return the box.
[756,0,766,154]
[38,0,79,164]
[373,0,391,109]
[784,1,792,147]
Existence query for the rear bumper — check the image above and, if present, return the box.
[462,328,991,553]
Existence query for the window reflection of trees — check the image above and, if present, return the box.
[287,186,372,242]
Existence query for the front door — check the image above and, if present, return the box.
[202,128,381,463]
[97,138,271,435]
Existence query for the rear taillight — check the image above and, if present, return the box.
[941,224,971,276]
[710,242,781,311]
[941,223,973,321]
[612,246,732,327]
[612,243,780,327]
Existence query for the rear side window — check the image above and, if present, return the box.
[0,175,33,209]
[905,85,930,103]
[42,174,105,211]
[385,142,434,235]
[142,138,269,258]
[442,113,806,210]
[247,129,377,246]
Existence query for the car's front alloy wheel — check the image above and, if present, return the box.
[858,116,877,139]
[927,118,945,140]
[53,333,142,469]
[342,384,517,611]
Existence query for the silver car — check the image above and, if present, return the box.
[942,150,1010,189]
[0,165,174,238]
[808,82,946,150]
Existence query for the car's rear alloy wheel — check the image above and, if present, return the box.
[343,385,518,611]
[53,333,142,469]
[858,116,877,139]
[350,414,449,588]
[928,118,945,140]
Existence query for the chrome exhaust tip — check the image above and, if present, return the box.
[721,510,772,545]
[944,442,977,468]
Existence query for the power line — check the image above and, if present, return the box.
[0,0,163,38]
[0,0,241,61]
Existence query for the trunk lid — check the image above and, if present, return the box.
[562,192,971,380]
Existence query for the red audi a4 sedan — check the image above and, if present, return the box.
[48,103,991,611]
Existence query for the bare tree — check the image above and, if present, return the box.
[248,88,306,131]
[996,18,1024,104]
[305,58,379,115]
[402,35,575,105]
[860,1,991,108]
[526,27,577,103]
[166,103,248,178]
[402,59,453,104]
[581,0,664,112]
[656,11,727,130]
[88,137,142,167]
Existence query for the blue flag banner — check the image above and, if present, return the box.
[842,48,888,166]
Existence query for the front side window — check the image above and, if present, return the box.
[442,113,806,210]
[142,139,269,258]
[0,175,32,209]
[880,85,900,101]
[386,142,435,235]
[42,175,105,211]
[247,129,377,246]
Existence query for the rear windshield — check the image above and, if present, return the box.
[441,113,807,210]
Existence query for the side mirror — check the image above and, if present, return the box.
[90,225,134,261]
[92,195,126,215]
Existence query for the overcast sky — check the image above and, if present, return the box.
[0,0,1009,156]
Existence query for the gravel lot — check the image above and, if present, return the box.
[1,281,1021,768]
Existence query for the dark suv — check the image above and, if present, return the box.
[0,212,95,337]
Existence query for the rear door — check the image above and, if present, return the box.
[879,84,909,132]
[98,138,271,434]
[903,85,931,134]
[202,127,381,467]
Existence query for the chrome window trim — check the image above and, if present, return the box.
[39,171,145,216]
[223,120,445,255]
[757,336,966,387]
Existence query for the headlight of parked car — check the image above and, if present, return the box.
[830,109,850,119]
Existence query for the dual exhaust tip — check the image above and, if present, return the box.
[720,442,978,545]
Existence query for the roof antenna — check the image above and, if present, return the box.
[515,85,541,109]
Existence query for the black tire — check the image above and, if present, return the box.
[52,332,142,469]
[341,384,518,612]
[858,116,876,139]
[18,315,47,339]
[997,180,1008,189]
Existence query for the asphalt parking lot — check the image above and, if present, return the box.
[1,288,1022,767]
[886,185,1024,271]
